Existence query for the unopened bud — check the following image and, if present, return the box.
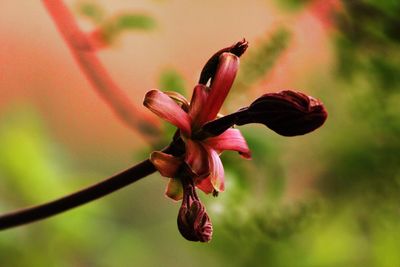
[238,90,328,136]
[177,182,213,243]
[177,199,213,242]
[200,90,327,138]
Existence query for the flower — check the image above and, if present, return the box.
[143,40,328,242]
[144,40,251,200]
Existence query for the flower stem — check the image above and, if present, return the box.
[42,0,161,142]
[0,159,155,230]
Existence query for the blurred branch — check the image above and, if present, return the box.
[42,0,161,143]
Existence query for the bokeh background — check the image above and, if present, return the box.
[1,0,400,266]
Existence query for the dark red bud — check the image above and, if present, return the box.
[200,90,327,138]
[199,39,248,85]
[238,90,328,136]
[177,199,213,242]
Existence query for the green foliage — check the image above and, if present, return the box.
[98,13,157,45]
[240,127,286,201]
[158,68,187,96]
[76,1,157,46]
[273,0,311,11]
[76,1,105,23]
[0,107,109,266]
[235,29,290,90]
[336,0,400,88]
[115,14,157,31]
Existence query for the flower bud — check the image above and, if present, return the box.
[177,192,213,242]
[200,90,327,138]
[237,90,328,136]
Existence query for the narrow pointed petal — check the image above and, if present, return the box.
[150,151,182,178]
[184,139,209,176]
[204,128,251,159]
[196,53,240,126]
[208,149,225,192]
[144,89,192,136]
[165,178,184,201]
[188,84,209,130]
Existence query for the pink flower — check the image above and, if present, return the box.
[144,40,251,200]
[142,40,328,242]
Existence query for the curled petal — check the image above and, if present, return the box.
[150,151,182,178]
[208,149,225,192]
[238,90,328,136]
[196,53,240,126]
[185,139,209,177]
[199,39,248,85]
[165,178,183,201]
[204,128,251,159]
[164,91,190,111]
[143,89,192,136]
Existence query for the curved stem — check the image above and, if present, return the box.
[42,0,161,142]
[0,159,155,230]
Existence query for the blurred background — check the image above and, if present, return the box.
[1,0,399,266]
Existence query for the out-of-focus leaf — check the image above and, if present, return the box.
[116,14,157,31]
[96,13,157,46]
[241,127,286,201]
[0,108,67,203]
[158,69,187,96]
[235,29,290,90]
[76,1,105,23]
[0,107,109,266]
[336,0,400,87]
[273,0,311,11]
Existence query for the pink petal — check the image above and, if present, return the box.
[165,178,183,201]
[144,89,191,136]
[208,148,225,192]
[204,129,251,159]
[188,84,209,130]
[195,177,214,194]
[196,53,239,126]
[150,151,182,178]
[184,139,209,177]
